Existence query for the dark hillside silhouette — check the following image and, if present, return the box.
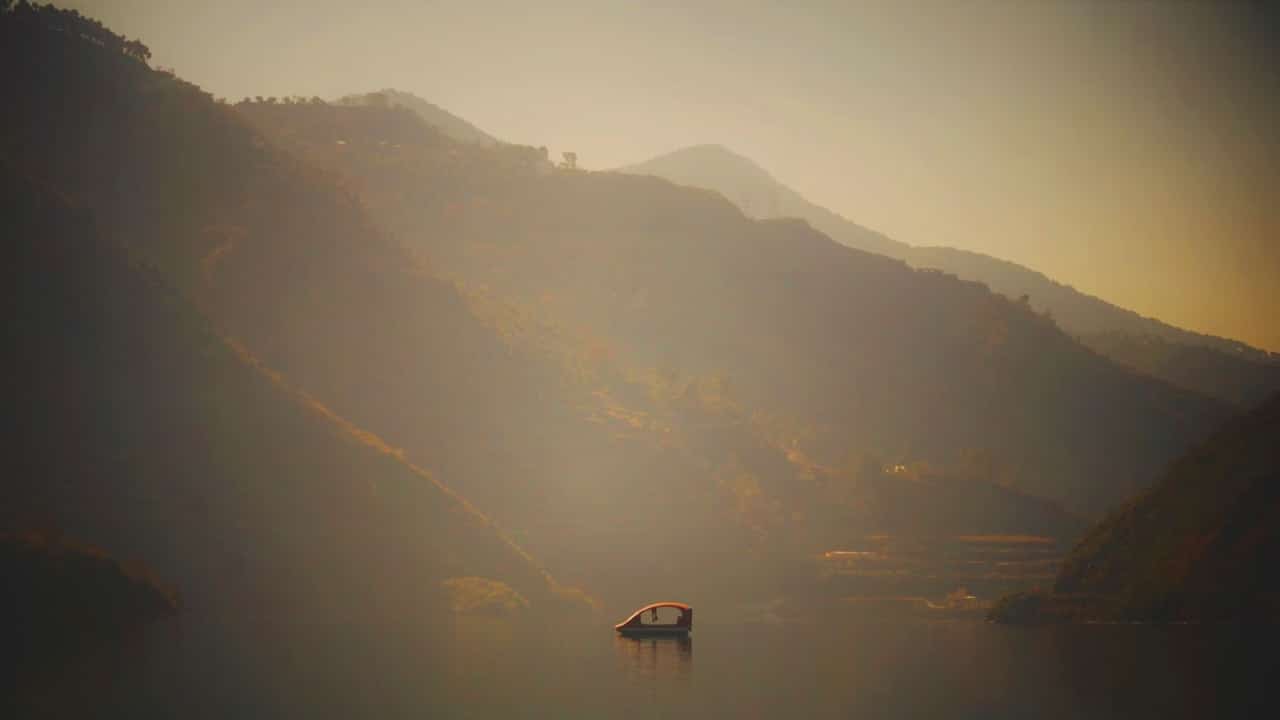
[1,531,177,712]
[240,105,1231,515]
[2,152,607,709]
[992,391,1280,623]
[1,162,572,616]
[1,531,176,658]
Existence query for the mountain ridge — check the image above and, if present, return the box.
[619,145,1280,380]
[335,88,499,146]
[237,98,1232,516]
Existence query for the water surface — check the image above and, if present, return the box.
[12,606,1275,718]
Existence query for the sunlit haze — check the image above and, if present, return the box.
[8,3,1280,716]
[65,0,1279,351]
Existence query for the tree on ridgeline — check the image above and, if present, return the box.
[1,2,150,64]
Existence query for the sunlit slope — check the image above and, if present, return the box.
[241,104,1230,516]
[621,146,1280,404]
[233,99,1088,552]
[994,391,1280,622]
[1,165,569,622]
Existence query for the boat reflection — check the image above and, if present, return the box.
[613,632,693,684]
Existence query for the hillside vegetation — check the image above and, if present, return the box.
[1,161,572,621]
[0,2,573,608]
[2,4,757,615]
[992,391,1280,623]
[0,3,815,612]
[3,2,1104,624]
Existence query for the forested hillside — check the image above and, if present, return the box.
[1,163,572,620]
[3,2,1096,623]
[993,391,1280,623]
[0,2,609,610]
[240,102,1229,515]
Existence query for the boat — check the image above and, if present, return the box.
[614,602,693,636]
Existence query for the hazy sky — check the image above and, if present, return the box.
[69,1,1280,351]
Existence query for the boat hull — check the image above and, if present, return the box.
[616,626,690,636]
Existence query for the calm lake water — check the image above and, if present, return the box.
[13,604,1276,718]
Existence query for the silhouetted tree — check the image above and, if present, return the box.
[123,37,150,62]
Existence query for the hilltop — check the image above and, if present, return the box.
[335,88,499,145]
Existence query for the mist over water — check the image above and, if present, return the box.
[13,610,1277,719]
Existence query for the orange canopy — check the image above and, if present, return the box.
[616,602,692,627]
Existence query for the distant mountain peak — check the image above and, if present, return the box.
[334,88,498,146]
[618,144,906,258]
[626,143,779,185]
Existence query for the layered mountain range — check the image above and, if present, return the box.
[4,3,1088,622]
[237,98,1228,515]
[621,145,1280,407]
[4,4,1272,681]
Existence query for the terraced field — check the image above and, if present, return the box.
[819,535,1064,606]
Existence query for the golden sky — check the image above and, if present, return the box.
[69,1,1280,351]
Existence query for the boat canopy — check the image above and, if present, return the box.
[615,602,693,630]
